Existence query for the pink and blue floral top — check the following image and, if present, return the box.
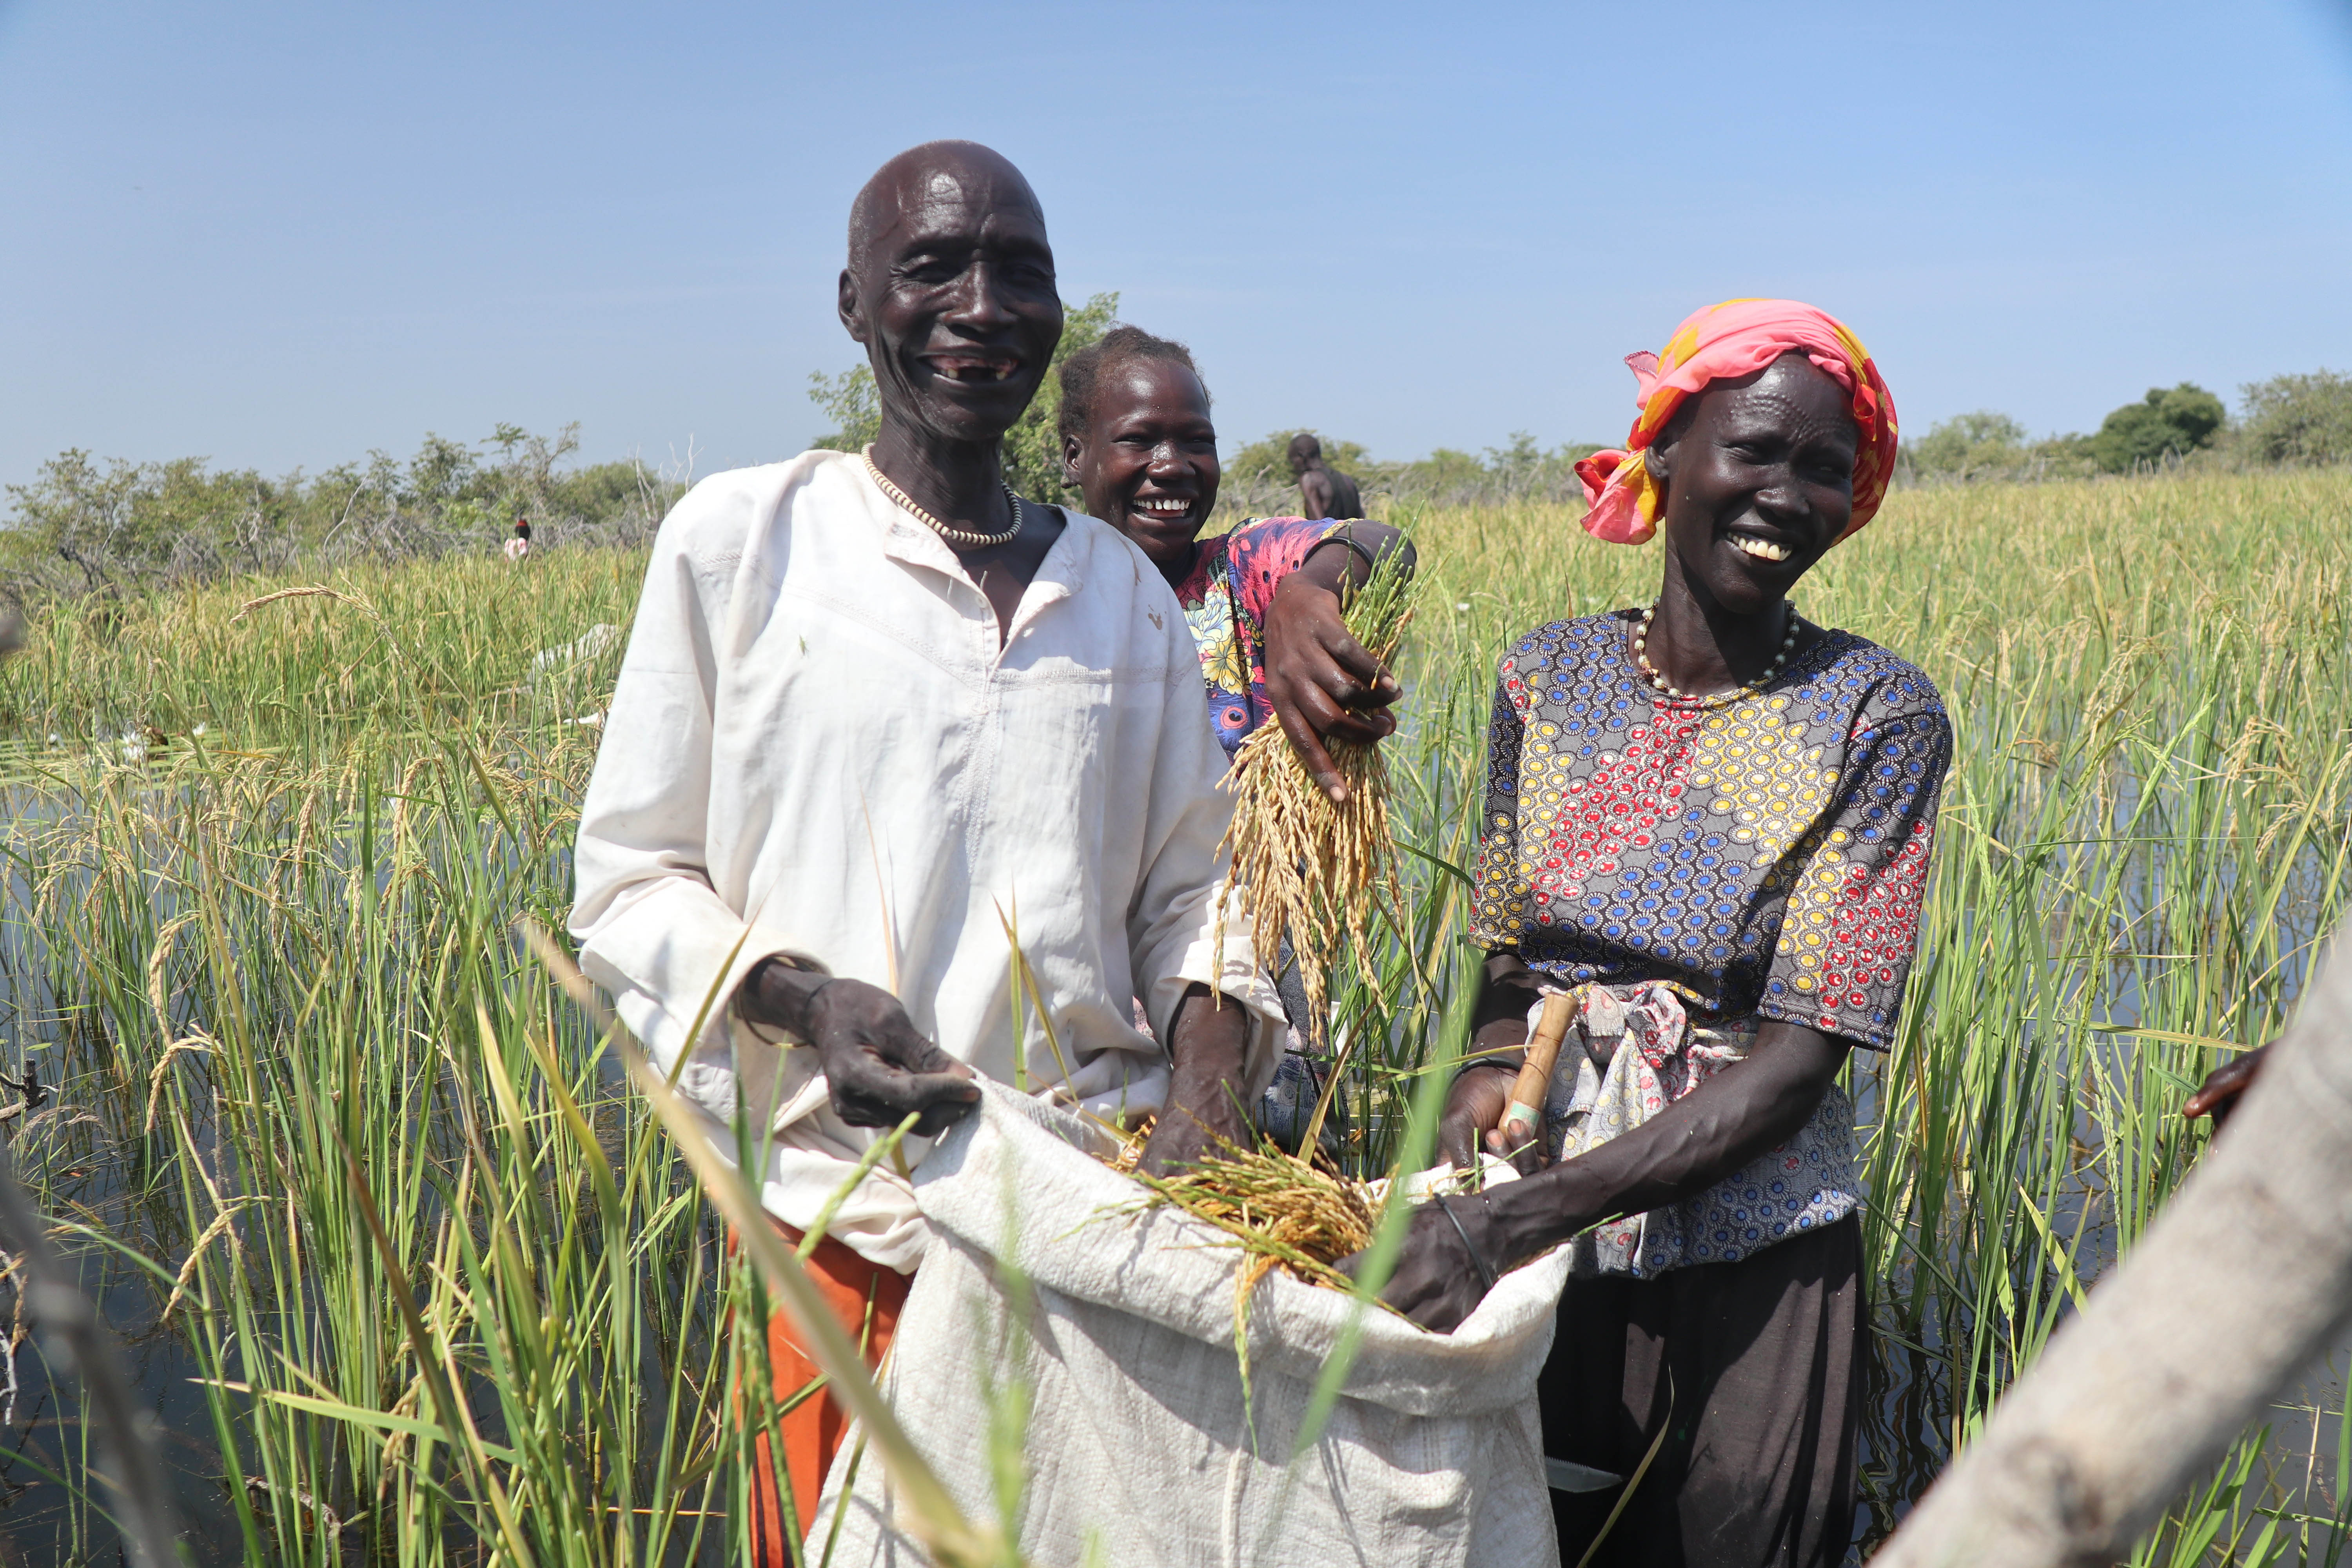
[1169,517,1350,757]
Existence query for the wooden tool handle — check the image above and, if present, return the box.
[1501,990,1577,1140]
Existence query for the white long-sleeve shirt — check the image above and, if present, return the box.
[570,450,1285,1270]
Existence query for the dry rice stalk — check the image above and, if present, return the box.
[1107,1115,1156,1175]
[1122,1139,1386,1412]
[1126,1141,1377,1295]
[1215,547,1416,1030]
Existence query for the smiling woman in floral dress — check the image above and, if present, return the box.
[1367,300,1949,1567]
[1057,326,1419,1148]
[1055,326,1414,788]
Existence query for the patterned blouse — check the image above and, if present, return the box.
[1468,610,1951,1271]
[1171,517,1350,757]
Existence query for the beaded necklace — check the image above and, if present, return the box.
[862,446,1024,549]
[1630,601,1801,710]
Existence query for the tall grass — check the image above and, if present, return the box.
[0,469,2346,1562]
[1328,470,2352,1561]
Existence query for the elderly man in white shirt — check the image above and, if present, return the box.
[568,140,1285,1550]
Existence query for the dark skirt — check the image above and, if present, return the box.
[1539,1215,1864,1568]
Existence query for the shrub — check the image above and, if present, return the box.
[2238,370,2352,466]
[1906,412,2029,483]
[1217,430,1602,515]
[1220,430,1377,498]
[2087,384,2227,473]
[1899,412,2102,486]
[1,424,680,601]
[2,451,296,596]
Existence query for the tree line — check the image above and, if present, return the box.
[8,308,2348,606]
[0,424,682,605]
[1901,371,2352,484]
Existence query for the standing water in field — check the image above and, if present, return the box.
[0,478,2348,1563]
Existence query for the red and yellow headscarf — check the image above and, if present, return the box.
[1573,299,1898,546]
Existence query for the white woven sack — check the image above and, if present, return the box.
[813,1080,1570,1567]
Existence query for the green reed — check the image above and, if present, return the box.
[0,468,2347,1562]
[1319,471,2352,1563]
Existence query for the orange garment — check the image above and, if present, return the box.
[736,1221,911,1564]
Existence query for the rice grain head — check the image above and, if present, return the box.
[1215,550,1417,1028]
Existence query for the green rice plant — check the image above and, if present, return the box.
[0,467,2345,1562]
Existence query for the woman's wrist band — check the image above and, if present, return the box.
[1451,1053,1523,1091]
[1438,1195,1498,1293]
[1306,531,1380,583]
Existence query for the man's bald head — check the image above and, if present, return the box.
[848,141,1044,279]
[835,141,1062,451]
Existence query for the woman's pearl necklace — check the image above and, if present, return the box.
[1631,601,1801,710]
[862,446,1023,549]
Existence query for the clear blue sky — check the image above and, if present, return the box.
[4,0,2349,491]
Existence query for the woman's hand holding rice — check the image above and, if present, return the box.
[1263,531,1411,804]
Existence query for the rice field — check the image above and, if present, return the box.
[0,468,2347,1563]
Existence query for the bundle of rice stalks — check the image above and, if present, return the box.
[1122,1138,1385,1403]
[1107,1114,1155,1175]
[1215,546,1417,1033]
[1128,1141,1377,1297]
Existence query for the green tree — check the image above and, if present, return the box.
[2239,370,2352,466]
[2088,384,2227,473]
[1906,411,2031,481]
[1403,448,1488,491]
[805,290,1121,506]
[806,365,881,454]
[4,423,677,599]
[1209,430,1377,518]
[2,450,294,593]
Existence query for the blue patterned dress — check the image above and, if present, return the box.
[1468,610,1951,1274]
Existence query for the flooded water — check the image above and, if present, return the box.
[0,759,731,1566]
[0,756,2344,1564]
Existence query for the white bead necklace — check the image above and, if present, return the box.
[1631,601,1802,710]
[862,446,1023,549]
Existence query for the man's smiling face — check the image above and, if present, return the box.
[840,147,1063,448]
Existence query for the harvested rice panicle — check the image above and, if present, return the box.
[1125,1140,1377,1296]
[1214,546,1417,1031]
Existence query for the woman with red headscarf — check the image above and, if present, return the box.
[1363,302,1948,1566]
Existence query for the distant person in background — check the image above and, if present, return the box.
[504,515,532,563]
[1287,432,1364,521]
[1058,324,1414,1148]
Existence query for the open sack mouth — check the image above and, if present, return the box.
[1130,496,1195,520]
[1727,532,1794,563]
[924,355,1022,385]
